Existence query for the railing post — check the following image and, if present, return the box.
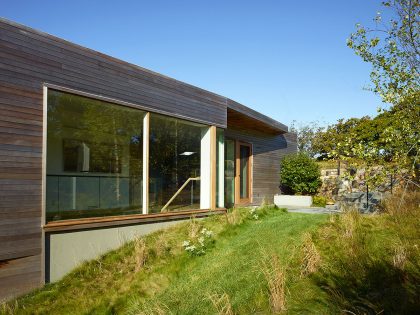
[191,180,194,205]
[366,184,369,211]
[390,174,393,194]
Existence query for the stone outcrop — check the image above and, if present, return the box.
[319,165,400,212]
[336,191,385,213]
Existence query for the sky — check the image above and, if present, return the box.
[1,0,387,128]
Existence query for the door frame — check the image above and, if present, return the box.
[235,141,253,205]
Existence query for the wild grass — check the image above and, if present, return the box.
[208,292,235,315]
[225,207,246,225]
[300,232,321,277]
[261,254,287,313]
[127,300,171,315]
[2,192,418,314]
[305,190,420,314]
[3,205,321,315]
[134,238,147,273]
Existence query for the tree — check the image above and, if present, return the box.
[343,0,419,187]
[290,121,324,158]
[347,0,419,105]
[280,153,322,195]
[312,117,377,160]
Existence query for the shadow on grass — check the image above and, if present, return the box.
[313,255,420,314]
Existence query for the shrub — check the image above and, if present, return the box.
[312,195,327,207]
[280,153,321,195]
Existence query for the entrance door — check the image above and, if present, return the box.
[235,142,252,204]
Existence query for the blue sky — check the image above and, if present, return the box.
[1,0,387,127]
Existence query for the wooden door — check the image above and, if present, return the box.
[235,142,252,204]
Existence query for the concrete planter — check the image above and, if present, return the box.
[274,195,313,207]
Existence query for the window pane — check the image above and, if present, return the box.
[216,128,225,208]
[224,140,235,208]
[240,145,250,199]
[46,90,144,222]
[149,114,205,213]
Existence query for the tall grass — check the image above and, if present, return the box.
[225,207,245,225]
[3,195,417,314]
[134,238,147,272]
[307,190,420,314]
[208,292,235,315]
[300,232,321,277]
[261,254,287,313]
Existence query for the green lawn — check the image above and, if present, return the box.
[126,210,327,315]
[1,207,327,314]
[2,196,419,314]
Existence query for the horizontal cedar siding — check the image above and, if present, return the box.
[0,255,42,302]
[0,20,227,127]
[0,18,292,300]
[0,18,228,301]
[225,127,297,205]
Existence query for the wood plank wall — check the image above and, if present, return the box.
[0,18,227,301]
[0,18,293,301]
[225,127,297,205]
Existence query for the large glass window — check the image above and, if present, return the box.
[216,128,225,208]
[46,90,144,222]
[240,144,251,199]
[224,139,235,208]
[149,114,206,213]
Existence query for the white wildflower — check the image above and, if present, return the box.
[185,245,196,252]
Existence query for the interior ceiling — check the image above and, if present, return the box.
[227,109,285,135]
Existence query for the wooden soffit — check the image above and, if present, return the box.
[227,99,288,135]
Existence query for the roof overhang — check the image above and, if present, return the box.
[226,99,289,135]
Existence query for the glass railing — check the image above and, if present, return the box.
[46,174,142,222]
[149,177,201,213]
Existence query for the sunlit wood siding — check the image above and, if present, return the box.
[225,127,297,205]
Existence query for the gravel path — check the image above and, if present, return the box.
[286,206,341,214]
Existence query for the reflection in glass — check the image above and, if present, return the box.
[216,128,225,208]
[224,139,235,208]
[240,145,250,199]
[149,114,205,212]
[46,90,144,222]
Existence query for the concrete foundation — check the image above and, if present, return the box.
[274,195,313,207]
[47,220,182,282]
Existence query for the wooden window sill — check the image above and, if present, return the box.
[43,209,226,232]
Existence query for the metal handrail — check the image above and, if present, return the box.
[161,177,200,212]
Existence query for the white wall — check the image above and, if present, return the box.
[217,132,225,208]
[200,127,211,209]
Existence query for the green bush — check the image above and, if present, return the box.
[312,196,327,207]
[280,153,321,195]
